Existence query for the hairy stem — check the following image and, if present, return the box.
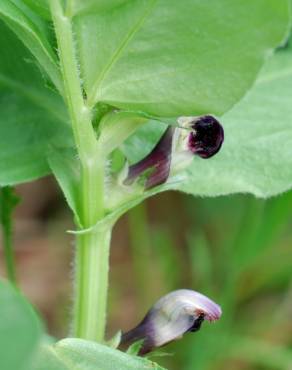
[49,0,109,341]
[75,226,112,340]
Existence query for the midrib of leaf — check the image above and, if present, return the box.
[87,0,158,107]
[0,72,67,124]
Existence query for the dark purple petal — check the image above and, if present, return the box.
[124,127,175,190]
[187,313,205,332]
[187,115,224,158]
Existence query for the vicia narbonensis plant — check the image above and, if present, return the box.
[0,1,291,369]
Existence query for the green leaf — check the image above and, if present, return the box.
[0,21,72,186]
[22,0,51,20]
[0,0,62,92]
[70,0,128,17]
[0,280,42,370]
[34,338,167,370]
[0,90,71,185]
[106,330,122,349]
[112,37,292,216]
[76,0,290,117]
[126,340,144,356]
[174,40,292,198]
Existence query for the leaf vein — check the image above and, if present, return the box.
[88,0,158,106]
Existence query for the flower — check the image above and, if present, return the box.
[121,289,222,355]
[123,115,224,190]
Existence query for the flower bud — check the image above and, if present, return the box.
[121,289,222,355]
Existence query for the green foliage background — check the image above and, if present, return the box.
[0,0,292,369]
[124,193,292,369]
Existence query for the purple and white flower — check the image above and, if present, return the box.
[121,289,222,355]
[123,115,224,190]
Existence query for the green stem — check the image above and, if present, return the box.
[0,186,18,286]
[2,218,16,285]
[49,0,109,341]
[74,226,112,340]
[49,1,96,162]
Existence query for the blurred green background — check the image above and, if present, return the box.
[0,178,292,370]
